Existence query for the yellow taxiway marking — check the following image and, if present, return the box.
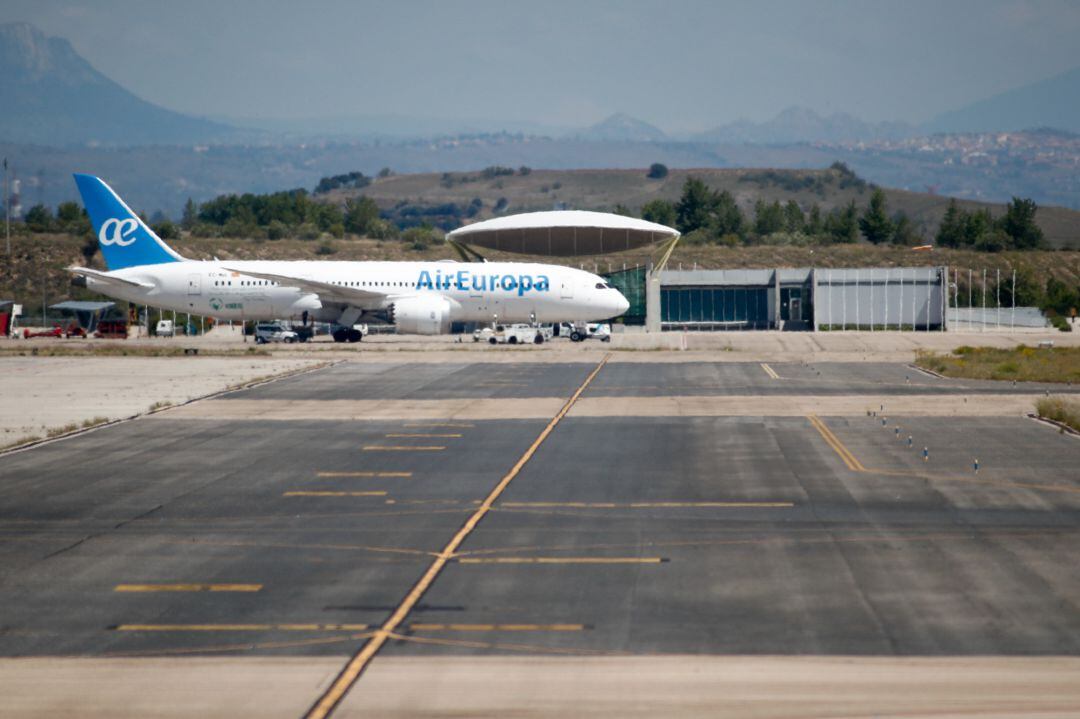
[500,501,794,509]
[760,363,780,380]
[384,433,462,438]
[808,415,866,471]
[283,491,387,497]
[316,471,412,478]
[807,415,1080,495]
[114,584,262,593]
[115,623,370,632]
[362,446,445,452]
[407,623,584,632]
[403,423,474,428]
[455,557,664,565]
[304,353,611,719]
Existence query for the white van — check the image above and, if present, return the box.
[155,319,174,337]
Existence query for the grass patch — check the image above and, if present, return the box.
[915,345,1080,383]
[0,345,270,358]
[1036,396,1080,433]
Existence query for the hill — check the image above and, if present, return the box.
[0,23,239,146]
[330,166,1080,249]
[574,113,667,142]
[927,65,1080,134]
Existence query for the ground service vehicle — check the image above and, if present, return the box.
[254,322,299,344]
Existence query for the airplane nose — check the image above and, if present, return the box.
[615,293,630,315]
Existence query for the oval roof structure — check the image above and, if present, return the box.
[447,210,679,257]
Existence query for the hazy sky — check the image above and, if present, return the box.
[4,0,1080,132]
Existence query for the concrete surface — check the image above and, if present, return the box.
[0,356,324,447]
[1,352,1078,718]
[4,656,1079,719]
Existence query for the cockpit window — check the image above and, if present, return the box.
[595,282,611,289]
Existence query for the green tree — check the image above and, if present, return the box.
[647,163,669,179]
[999,197,1044,250]
[858,188,894,244]
[753,199,785,236]
[181,198,198,230]
[152,219,179,240]
[890,212,918,246]
[1045,278,1080,316]
[783,200,805,234]
[999,266,1044,307]
[56,202,91,235]
[613,203,633,217]
[24,204,53,232]
[713,191,745,238]
[805,204,823,236]
[675,177,715,234]
[936,200,966,248]
[641,199,676,227]
[344,196,380,235]
[824,201,859,243]
[964,208,994,247]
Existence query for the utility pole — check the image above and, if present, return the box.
[4,158,10,257]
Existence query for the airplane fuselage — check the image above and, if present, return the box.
[86,259,627,325]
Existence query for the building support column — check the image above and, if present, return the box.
[773,270,781,330]
[646,262,661,333]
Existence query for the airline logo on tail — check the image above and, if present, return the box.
[99,218,139,247]
[73,173,184,271]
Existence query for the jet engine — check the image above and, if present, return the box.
[388,295,452,335]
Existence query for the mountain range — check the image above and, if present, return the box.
[926,65,1080,134]
[0,22,239,146]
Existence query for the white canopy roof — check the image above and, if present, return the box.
[447,210,679,257]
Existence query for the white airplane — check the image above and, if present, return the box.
[68,174,630,342]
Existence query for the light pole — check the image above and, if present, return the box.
[4,158,10,257]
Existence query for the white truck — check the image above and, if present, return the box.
[477,323,548,345]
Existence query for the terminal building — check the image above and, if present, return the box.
[607,265,949,332]
[448,211,950,333]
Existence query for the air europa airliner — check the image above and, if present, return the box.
[68,174,630,342]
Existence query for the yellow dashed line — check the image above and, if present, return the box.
[114,584,262,593]
[283,491,387,497]
[114,624,369,632]
[455,557,664,565]
[407,623,584,632]
[499,501,793,509]
[317,472,412,478]
[362,446,445,452]
[760,363,780,380]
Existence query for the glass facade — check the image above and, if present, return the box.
[661,286,770,328]
[603,265,647,325]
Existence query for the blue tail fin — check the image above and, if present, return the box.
[73,174,184,270]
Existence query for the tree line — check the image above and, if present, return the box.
[632,176,1044,252]
[10,167,1050,255]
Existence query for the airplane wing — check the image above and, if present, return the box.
[68,266,155,290]
[221,267,388,305]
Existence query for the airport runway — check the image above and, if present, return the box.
[1,358,1079,717]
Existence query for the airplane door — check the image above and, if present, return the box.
[560,279,574,299]
[187,273,202,296]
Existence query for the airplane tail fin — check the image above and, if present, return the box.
[73,174,185,271]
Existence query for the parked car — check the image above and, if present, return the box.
[155,319,174,337]
[254,322,299,344]
[558,322,611,342]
